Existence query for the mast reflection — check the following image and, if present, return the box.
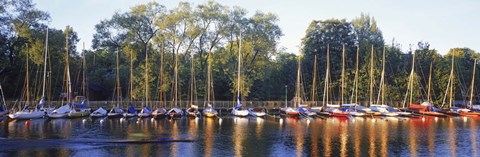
[233,117,247,157]
[470,118,477,157]
[204,118,215,157]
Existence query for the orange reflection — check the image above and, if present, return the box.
[294,120,304,157]
[233,117,247,157]
[171,121,179,157]
[323,118,333,157]
[368,118,376,157]
[255,117,264,139]
[409,117,422,157]
[447,118,456,157]
[427,118,436,156]
[352,117,363,157]
[310,119,322,157]
[379,119,389,157]
[470,118,477,157]
[339,121,347,157]
[204,118,215,157]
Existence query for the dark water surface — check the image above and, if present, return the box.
[0,116,479,157]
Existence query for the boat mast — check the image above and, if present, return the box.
[158,42,164,107]
[369,45,374,106]
[66,31,72,104]
[42,28,48,100]
[354,46,359,104]
[189,55,196,106]
[341,44,345,106]
[174,43,178,108]
[427,62,432,102]
[311,55,317,105]
[323,44,330,108]
[237,32,242,101]
[145,46,149,108]
[409,50,416,105]
[0,85,6,110]
[295,56,301,108]
[26,44,29,106]
[116,48,121,107]
[82,43,88,100]
[449,54,455,108]
[377,47,386,105]
[207,55,211,106]
[130,48,133,103]
[470,59,477,108]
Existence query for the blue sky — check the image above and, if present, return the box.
[32,0,480,55]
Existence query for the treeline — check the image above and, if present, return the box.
[0,0,478,107]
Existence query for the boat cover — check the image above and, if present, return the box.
[75,99,86,108]
[142,107,151,114]
[93,107,107,114]
[128,105,136,113]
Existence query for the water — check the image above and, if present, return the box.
[0,116,479,157]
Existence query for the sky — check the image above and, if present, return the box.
[32,0,480,55]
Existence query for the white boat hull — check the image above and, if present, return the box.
[138,113,151,118]
[249,111,266,117]
[123,113,137,118]
[90,107,107,117]
[381,112,399,117]
[232,108,249,117]
[47,113,68,118]
[90,113,106,117]
[398,112,412,116]
[107,113,123,118]
[348,111,366,117]
[9,111,45,119]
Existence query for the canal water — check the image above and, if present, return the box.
[0,116,478,157]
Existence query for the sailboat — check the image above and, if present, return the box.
[324,45,348,117]
[89,47,108,117]
[186,56,200,118]
[68,44,92,118]
[124,49,137,118]
[203,56,219,118]
[440,54,478,116]
[138,48,152,118]
[247,55,266,117]
[405,49,444,117]
[248,53,267,118]
[152,49,167,119]
[48,32,74,119]
[0,85,8,116]
[338,45,366,117]
[310,55,323,113]
[231,32,249,117]
[107,49,124,118]
[295,56,316,117]
[280,56,302,117]
[457,59,480,116]
[368,47,398,116]
[166,40,184,118]
[347,46,372,114]
[90,107,107,118]
[9,28,50,120]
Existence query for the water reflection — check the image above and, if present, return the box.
[204,118,215,157]
[368,118,377,157]
[294,119,304,157]
[1,116,480,156]
[448,118,457,157]
[233,117,247,157]
[470,118,478,157]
